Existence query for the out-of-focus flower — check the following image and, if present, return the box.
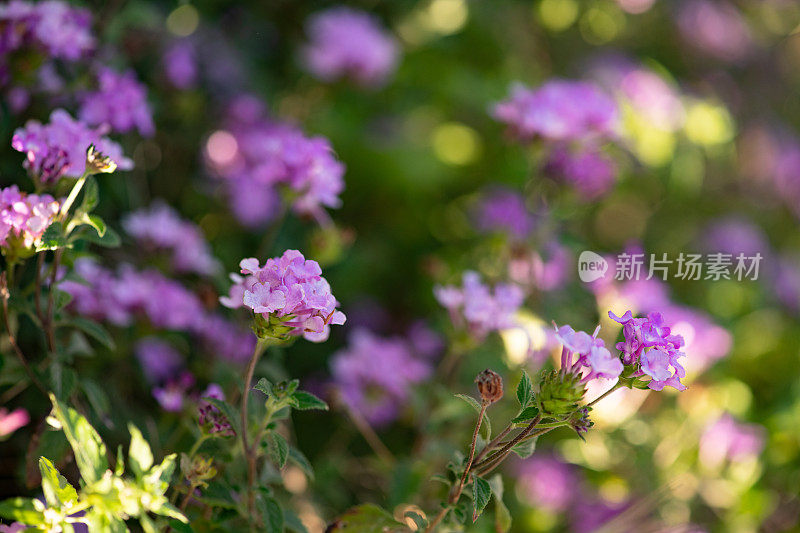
[302,7,399,87]
[555,323,624,382]
[198,384,234,436]
[0,185,59,250]
[0,522,27,533]
[570,495,629,533]
[79,67,154,137]
[772,254,800,313]
[0,408,29,437]
[123,203,219,276]
[699,413,765,468]
[12,109,132,184]
[330,329,431,426]
[516,455,578,511]
[407,320,444,359]
[135,338,184,385]
[205,98,345,226]
[222,249,346,342]
[493,80,618,143]
[473,188,534,239]
[153,372,195,412]
[163,39,197,89]
[676,0,753,62]
[0,0,93,62]
[703,217,769,258]
[434,271,524,340]
[545,146,617,200]
[609,310,687,391]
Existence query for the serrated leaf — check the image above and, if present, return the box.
[254,377,273,397]
[47,393,107,484]
[511,405,540,424]
[38,457,78,508]
[36,222,67,251]
[516,370,533,409]
[128,424,154,476]
[289,391,329,411]
[0,498,44,525]
[72,223,120,248]
[471,475,492,523]
[268,432,289,469]
[454,394,491,440]
[511,436,537,459]
[257,494,284,533]
[288,447,314,481]
[63,317,115,350]
[203,397,241,437]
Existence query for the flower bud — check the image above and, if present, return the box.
[568,406,594,440]
[475,368,504,405]
[85,144,118,175]
[538,370,586,417]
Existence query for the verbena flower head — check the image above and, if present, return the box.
[12,109,132,184]
[609,310,687,391]
[474,188,534,239]
[302,7,399,87]
[554,323,623,382]
[123,203,219,276]
[545,146,617,199]
[0,185,59,251]
[330,329,432,426]
[222,249,346,342]
[434,271,524,340]
[0,0,93,61]
[676,0,752,62]
[699,413,765,468]
[198,384,234,437]
[493,80,618,143]
[206,102,345,226]
[79,67,155,137]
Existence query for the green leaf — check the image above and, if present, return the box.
[268,432,289,469]
[288,447,314,481]
[511,436,537,459]
[36,221,68,251]
[47,393,108,484]
[257,494,284,533]
[203,397,241,437]
[166,519,195,533]
[53,289,73,311]
[151,501,187,523]
[326,504,404,532]
[147,453,178,489]
[489,475,511,533]
[454,394,491,440]
[39,456,78,508]
[85,214,107,237]
[516,370,533,409]
[82,379,111,421]
[63,317,115,350]
[288,391,329,411]
[511,405,540,424]
[80,176,99,212]
[72,223,120,248]
[284,508,309,533]
[0,497,45,525]
[128,424,154,477]
[254,377,273,397]
[471,475,492,523]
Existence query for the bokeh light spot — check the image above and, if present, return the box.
[537,0,579,32]
[431,122,481,166]
[206,130,238,166]
[167,5,199,37]
[685,101,735,146]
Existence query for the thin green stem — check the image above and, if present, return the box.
[240,338,269,527]
[58,174,88,219]
[588,383,622,407]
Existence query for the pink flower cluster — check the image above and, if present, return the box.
[302,7,399,88]
[12,109,132,184]
[544,146,617,200]
[610,310,687,391]
[434,271,524,339]
[0,1,94,62]
[0,185,59,249]
[205,96,345,226]
[79,67,155,137]
[330,329,432,425]
[122,203,219,276]
[222,249,346,343]
[699,413,765,467]
[61,259,255,362]
[554,324,623,382]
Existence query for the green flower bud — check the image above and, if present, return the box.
[252,312,296,341]
[537,370,586,418]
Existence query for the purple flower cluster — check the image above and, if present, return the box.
[676,0,752,62]
[61,258,255,362]
[474,188,534,239]
[302,7,399,88]
[0,185,59,249]
[122,203,219,276]
[222,249,346,342]
[0,1,94,62]
[493,81,618,143]
[198,384,234,436]
[330,329,432,426]
[12,109,132,184]
[79,67,154,137]
[554,324,623,382]
[609,310,687,391]
[206,97,345,226]
[699,413,765,467]
[434,271,524,340]
[545,146,617,200]
[162,40,198,90]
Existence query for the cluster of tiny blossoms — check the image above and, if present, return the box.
[205,96,345,226]
[12,109,132,185]
[122,203,219,276]
[474,188,535,239]
[302,7,399,88]
[78,67,154,137]
[330,329,432,426]
[0,185,59,250]
[554,324,624,382]
[492,80,620,199]
[435,271,524,340]
[222,249,346,343]
[609,310,687,391]
[61,258,254,362]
